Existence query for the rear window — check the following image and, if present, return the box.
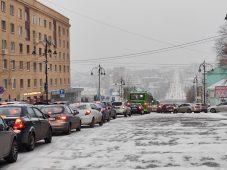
[40,106,64,114]
[0,107,22,117]
[112,102,123,106]
[130,93,145,100]
[76,105,87,110]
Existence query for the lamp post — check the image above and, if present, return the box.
[115,77,125,100]
[198,60,213,105]
[32,38,57,104]
[91,64,106,101]
[193,75,198,102]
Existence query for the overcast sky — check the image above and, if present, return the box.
[39,0,227,73]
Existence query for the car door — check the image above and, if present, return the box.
[27,107,41,141]
[178,104,184,112]
[0,118,12,157]
[65,106,77,129]
[32,107,49,140]
[90,104,101,123]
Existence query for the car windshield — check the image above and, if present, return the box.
[112,102,123,106]
[0,106,22,117]
[40,106,64,114]
[130,94,145,100]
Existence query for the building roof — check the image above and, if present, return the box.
[208,79,227,90]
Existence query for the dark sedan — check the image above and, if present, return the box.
[40,105,81,135]
[0,117,18,163]
[0,104,52,151]
[130,103,144,115]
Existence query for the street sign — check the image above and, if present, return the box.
[0,86,5,94]
[215,86,227,98]
[59,89,65,98]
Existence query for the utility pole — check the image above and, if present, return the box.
[91,64,106,101]
[115,77,125,100]
[32,38,57,104]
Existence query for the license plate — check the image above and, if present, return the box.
[49,118,55,121]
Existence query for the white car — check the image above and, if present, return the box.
[69,103,103,127]
[208,102,227,113]
[112,101,131,117]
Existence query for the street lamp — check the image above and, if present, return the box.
[91,64,106,101]
[32,38,57,104]
[115,77,125,100]
[193,75,198,102]
[198,60,213,105]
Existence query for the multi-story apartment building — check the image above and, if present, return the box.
[0,0,70,103]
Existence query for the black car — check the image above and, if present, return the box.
[130,103,144,115]
[101,101,117,119]
[95,103,111,122]
[0,104,52,151]
[0,117,18,163]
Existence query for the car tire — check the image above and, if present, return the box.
[187,109,192,113]
[76,121,81,131]
[173,110,178,113]
[90,117,95,128]
[99,117,104,126]
[26,133,35,151]
[5,139,18,163]
[65,123,71,135]
[112,112,117,119]
[44,128,52,143]
[107,114,111,122]
[210,108,216,113]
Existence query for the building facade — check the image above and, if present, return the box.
[0,0,70,102]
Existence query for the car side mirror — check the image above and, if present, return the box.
[0,124,4,131]
[73,110,79,115]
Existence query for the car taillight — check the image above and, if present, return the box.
[101,108,105,112]
[144,102,148,106]
[127,103,131,106]
[85,110,91,115]
[56,114,68,120]
[139,106,142,110]
[13,118,25,129]
[123,106,125,109]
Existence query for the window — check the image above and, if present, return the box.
[33,62,37,72]
[68,78,70,85]
[38,32,42,40]
[40,79,43,87]
[50,78,53,86]
[19,61,23,70]
[32,15,36,24]
[54,65,57,71]
[59,52,61,59]
[10,5,14,16]
[3,79,7,89]
[19,43,23,53]
[38,18,41,26]
[10,42,15,52]
[63,53,65,60]
[60,78,62,85]
[49,22,52,30]
[26,62,30,71]
[18,8,22,19]
[49,64,52,71]
[64,78,66,85]
[1,20,6,31]
[39,48,42,55]
[63,40,65,48]
[59,39,61,47]
[12,78,16,89]
[39,63,42,72]
[18,26,22,37]
[34,79,37,88]
[10,23,14,33]
[44,34,47,40]
[55,79,57,86]
[27,79,31,88]
[44,20,47,28]
[20,79,24,88]
[67,66,70,73]
[63,66,66,72]
[26,45,30,54]
[1,1,6,12]
[2,39,7,49]
[11,60,15,70]
[59,65,62,72]
[58,26,61,36]
[32,30,36,39]
[3,59,7,69]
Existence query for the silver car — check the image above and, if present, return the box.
[70,103,103,128]
[174,103,200,113]
[208,102,227,113]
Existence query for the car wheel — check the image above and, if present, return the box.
[65,123,71,135]
[112,113,116,119]
[26,133,35,151]
[210,108,216,113]
[173,110,178,113]
[44,128,52,143]
[90,117,95,128]
[76,121,81,131]
[107,114,111,122]
[5,139,18,163]
[99,117,104,126]
[187,109,192,113]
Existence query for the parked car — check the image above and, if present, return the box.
[0,104,52,151]
[174,103,200,113]
[70,103,103,128]
[39,105,81,135]
[95,103,111,122]
[0,116,18,163]
[208,102,227,113]
[101,101,117,119]
[156,104,163,113]
[130,103,144,115]
[195,103,209,113]
[160,104,177,113]
[112,101,131,117]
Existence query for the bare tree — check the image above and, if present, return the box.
[215,23,227,59]
[186,86,195,103]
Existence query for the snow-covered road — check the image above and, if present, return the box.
[1,113,227,170]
